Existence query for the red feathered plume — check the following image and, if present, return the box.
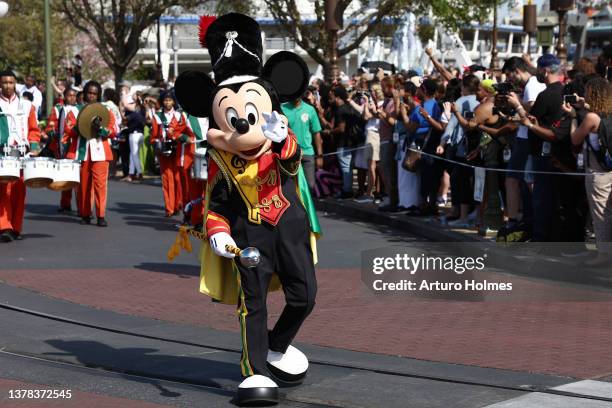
[199,15,217,48]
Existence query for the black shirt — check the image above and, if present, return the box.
[333,103,352,148]
[529,81,564,156]
[126,110,146,134]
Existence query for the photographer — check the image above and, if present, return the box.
[501,56,546,233]
[508,54,564,242]
[376,77,400,211]
[361,87,384,201]
[564,78,612,265]
[437,75,481,227]
[464,80,517,233]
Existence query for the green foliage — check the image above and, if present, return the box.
[0,1,76,79]
[417,24,436,44]
[215,0,256,15]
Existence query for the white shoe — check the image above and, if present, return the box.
[236,375,278,406]
[267,345,309,384]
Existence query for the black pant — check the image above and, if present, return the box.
[450,157,474,206]
[118,141,130,177]
[232,197,317,377]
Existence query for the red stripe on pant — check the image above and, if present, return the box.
[79,160,109,218]
[0,177,26,234]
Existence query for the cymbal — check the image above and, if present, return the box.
[77,103,110,140]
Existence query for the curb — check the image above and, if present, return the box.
[315,198,485,243]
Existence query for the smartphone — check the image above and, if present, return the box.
[564,94,577,104]
[464,111,475,119]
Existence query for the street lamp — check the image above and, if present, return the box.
[490,0,499,70]
[44,0,53,117]
[324,0,342,82]
[0,1,9,18]
[550,0,574,65]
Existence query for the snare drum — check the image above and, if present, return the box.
[192,147,208,180]
[23,157,55,188]
[0,156,21,183]
[48,159,80,191]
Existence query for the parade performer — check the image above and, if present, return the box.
[64,81,118,227]
[174,13,321,406]
[45,87,79,212]
[0,70,41,242]
[183,114,209,226]
[150,92,184,217]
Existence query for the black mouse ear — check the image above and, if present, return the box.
[262,51,309,103]
[175,71,215,117]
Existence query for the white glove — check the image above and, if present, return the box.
[262,111,288,143]
[209,232,237,258]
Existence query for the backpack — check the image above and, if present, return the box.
[598,114,612,155]
[593,113,612,170]
[345,105,366,147]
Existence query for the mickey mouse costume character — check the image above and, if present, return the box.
[174,13,320,406]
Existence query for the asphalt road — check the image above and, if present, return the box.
[2,181,612,407]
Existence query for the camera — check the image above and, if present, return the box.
[493,82,517,116]
[464,111,475,119]
[564,94,577,104]
[493,82,515,96]
[353,90,370,102]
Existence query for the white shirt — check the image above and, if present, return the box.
[516,76,546,139]
[16,84,43,113]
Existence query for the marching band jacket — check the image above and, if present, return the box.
[183,115,208,171]
[150,109,195,169]
[199,131,320,304]
[45,104,79,158]
[63,104,118,162]
[0,94,40,149]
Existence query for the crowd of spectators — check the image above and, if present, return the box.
[299,46,612,266]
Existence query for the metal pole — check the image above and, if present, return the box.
[172,25,178,78]
[44,0,53,117]
[556,10,568,65]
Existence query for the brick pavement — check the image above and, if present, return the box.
[0,378,173,408]
[2,266,612,379]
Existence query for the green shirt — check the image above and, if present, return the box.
[281,101,321,156]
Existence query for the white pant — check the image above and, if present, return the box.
[129,132,144,175]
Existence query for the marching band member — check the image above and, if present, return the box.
[64,81,118,227]
[183,114,208,226]
[0,70,41,242]
[150,92,183,217]
[45,87,79,212]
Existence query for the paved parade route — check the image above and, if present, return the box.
[2,181,612,407]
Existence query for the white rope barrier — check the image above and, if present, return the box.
[318,140,610,177]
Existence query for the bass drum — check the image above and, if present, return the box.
[0,156,21,183]
[23,157,54,188]
[192,147,208,180]
[48,159,80,191]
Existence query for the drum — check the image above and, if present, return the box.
[22,157,55,188]
[192,147,208,180]
[0,156,21,183]
[48,159,80,191]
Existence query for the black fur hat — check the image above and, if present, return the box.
[176,13,310,119]
[204,13,263,85]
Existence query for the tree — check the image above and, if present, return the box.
[0,0,76,80]
[55,0,201,89]
[263,0,505,82]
